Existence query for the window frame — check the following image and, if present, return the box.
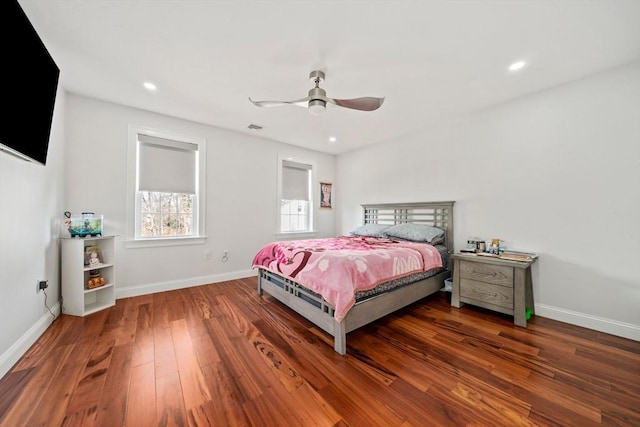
[276,154,316,238]
[126,125,207,248]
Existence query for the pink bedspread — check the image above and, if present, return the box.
[252,236,443,321]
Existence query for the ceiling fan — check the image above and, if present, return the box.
[249,70,385,115]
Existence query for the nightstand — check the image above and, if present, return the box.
[451,253,536,327]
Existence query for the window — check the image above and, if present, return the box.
[139,192,193,237]
[127,126,206,247]
[278,155,315,235]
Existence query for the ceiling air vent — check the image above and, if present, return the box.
[247,124,263,130]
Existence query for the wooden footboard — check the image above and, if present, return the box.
[258,268,450,355]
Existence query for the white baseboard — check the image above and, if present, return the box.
[115,269,257,299]
[0,302,61,379]
[535,303,640,341]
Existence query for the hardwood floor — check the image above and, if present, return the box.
[1,277,639,426]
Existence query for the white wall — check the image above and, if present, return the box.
[0,90,66,378]
[336,62,640,340]
[64,95,336,298]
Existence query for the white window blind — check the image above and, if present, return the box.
[138,134,198,194]
[282,160,311,201]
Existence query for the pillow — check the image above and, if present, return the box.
[350,224,391,238]
[383,223,445,244]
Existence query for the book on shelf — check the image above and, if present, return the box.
[499,250,537,262]
[475,252,499,258]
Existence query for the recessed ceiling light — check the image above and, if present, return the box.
[143,82,157,91]
[508,61,527,72]
[328,136,337,143]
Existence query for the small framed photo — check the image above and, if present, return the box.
[320,182,332,209]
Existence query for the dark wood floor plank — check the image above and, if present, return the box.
[318,382,405,426]
[413,304,542,357]
[450,380,534,426]
[171,318,212,411]
[98,296,139,348]
[131,302,154,368]
[64,337,115,416]
[213,296,342,426]
[126,361,158,427]
[151,290,172,329]
[156,371,188,427]
[0,343,74,425]
[61,406,99,427]
[0,367,35,424]
[251,313,335,391]
[200,362,252,426]
[389,377,476,426]
[190,332,222,369]
[203,314,264,401]
[154,322,179,379]
[94,342,134,427]
[26,342,94,427]
[10,316,74,371]
[348,330,436,392]
[0,277,638,427]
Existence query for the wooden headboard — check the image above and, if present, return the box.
[362,201,455,253]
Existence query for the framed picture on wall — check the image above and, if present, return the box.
[320,182,332,209]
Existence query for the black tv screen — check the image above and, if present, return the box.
[0,0,59,165]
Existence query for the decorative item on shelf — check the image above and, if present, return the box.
[84,245,101,266]
[467,237,481,250]
[64,211,103,237]
[488,238,502,254]
[461,237,481,253]
[87,269,106,289]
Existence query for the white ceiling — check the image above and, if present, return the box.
[19,0,640,155]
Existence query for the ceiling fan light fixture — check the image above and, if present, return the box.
[308,99,326,115]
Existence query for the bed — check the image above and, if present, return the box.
[252,201,455,355]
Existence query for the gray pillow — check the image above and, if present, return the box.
[383,223,445,244]
[350,224,391,238]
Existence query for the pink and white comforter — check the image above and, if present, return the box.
[252,236,443,321]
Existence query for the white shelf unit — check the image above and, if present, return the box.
[61,235,116,316]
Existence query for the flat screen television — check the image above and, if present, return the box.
[0,0,60,165]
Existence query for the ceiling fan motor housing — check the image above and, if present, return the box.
[308,85,327,113]
[308,86,326,103]
[309,70,325,83]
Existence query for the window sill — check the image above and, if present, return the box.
[275,231,317,240]
[124,236,207,249]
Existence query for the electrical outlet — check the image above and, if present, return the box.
[204,250,213,260]
[37,280,48,292]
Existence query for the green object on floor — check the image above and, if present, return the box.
[526,309,533,320]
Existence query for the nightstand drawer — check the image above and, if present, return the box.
[460,278,514,310]
[459,260,513,287]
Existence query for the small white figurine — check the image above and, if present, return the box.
[89,252,100,267]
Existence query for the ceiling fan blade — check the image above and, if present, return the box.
[249,96,310,108]
[326,96,385,111]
